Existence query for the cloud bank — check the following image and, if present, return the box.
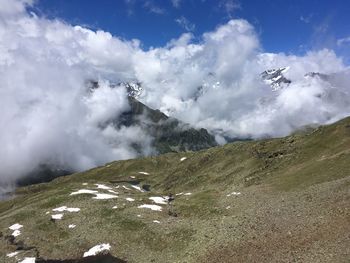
[1,0,350,185]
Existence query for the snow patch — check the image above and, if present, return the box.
[108,190,119,194]
[153,220,161,224]
[149,196,168,204]
[122,185,131,191]
[126,197,135,202]
[7,251,20,257]
[138,172,149,175]
[53,206,80,212]
[68,224,76,229]
[93,193,118,200]
[184,192,192,196]
[131,185,144,192]
[138,204,162,211]
[180,157,187,162]
[95,184,112,190]
[9,223,23,237]
[83,243,111,257]
[70,189,98,195]
[112,205,118,209]
[9,223,23,231]
[51,214,64,220]
[19,258,36,263]
[227,191,241,197]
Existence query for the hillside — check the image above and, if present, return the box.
[115,97,217,154]
[1,117,350,262]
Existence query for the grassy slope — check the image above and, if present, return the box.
[1,118,350,262]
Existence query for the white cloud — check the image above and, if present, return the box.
[219,0,241,14]
[144,1,166,15]
[337,36,350,46]
[1,0,350,186]
[171,0,181,8]
[175,16,195,31]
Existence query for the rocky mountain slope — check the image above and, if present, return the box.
[1,116,350,262]
[15,83,217,187]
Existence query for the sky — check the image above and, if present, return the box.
[0,0,350,186]
[34,0,350,61]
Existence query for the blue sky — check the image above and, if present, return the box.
[33,0,350,59]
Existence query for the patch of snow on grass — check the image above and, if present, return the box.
[130,176,136,179]
[138,172,149,175]
[153,220,161,224]
[149,196,167,204]
[19,258,36,263]
[51,214,63,220]
[227,192,241,197]
[176,192,183,196]
[93,193,118,200]
[70,189,98,195]
[9,223,23,230]
[9,224,23,237]
[68,224,76,229]
[53,206,80,212]
[180,157,187,162]
[126,197,135,202]
[122,185,131,191]
[82,183,88,186]
[131,185,144,192]
[138,204,162,211]
[137,214,141,217]
[83,243,111,257]
[12,230,21,237]
[184,193,192,196]
[95,184,112,190]
[112,205,118,209]
[7,251,20,257]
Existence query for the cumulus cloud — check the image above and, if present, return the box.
[0,0,152,185]
[1,0,350,186]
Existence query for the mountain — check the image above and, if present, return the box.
[15,82,217,187]
[92,80,218,154]
[1,116,350,262]
[260,67,291,90]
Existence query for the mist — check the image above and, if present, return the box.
[1,0,350,185]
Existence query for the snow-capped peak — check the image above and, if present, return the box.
[261,67,291,91]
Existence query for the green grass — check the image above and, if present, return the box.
[1,117,350,262]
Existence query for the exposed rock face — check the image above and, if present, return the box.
[114,97,217,154]
[260,67,291,90]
